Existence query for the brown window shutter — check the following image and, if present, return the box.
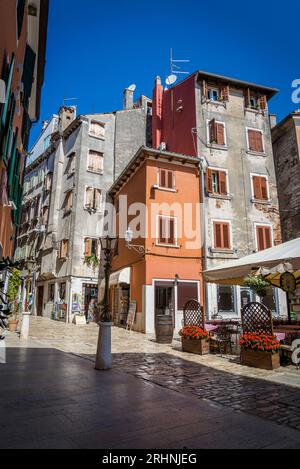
[203,80,208,99]
[167,170,173,189]
[261,177,268,200]
[214,223,222,248]
[248,130,263,152]
[257,227,265,251]
[221,85,229,101]
[206,168,213,193]
[169,218,175,244]
[84,238,92,256]
[222,223,230,249]
[248,130,255,150]
[158,217,165,243]
[252,176,261,199]
[94,189,101,209]
[258,95,267,111]
[244,88,251,108]
[159,169,166,188]
[219,171,227,195]
[209,119,217,143]
[216,123,225,145]
[265,227,272,249]
[255,132,263,152]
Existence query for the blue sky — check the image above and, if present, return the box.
[31,0,300,144]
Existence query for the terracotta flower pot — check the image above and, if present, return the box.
[241,349,280,370]
[181,337,209,355]
[8,319,19,333]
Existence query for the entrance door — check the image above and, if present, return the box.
[37,286,44,316]
[83,284,98,321]
[155,282,175,326]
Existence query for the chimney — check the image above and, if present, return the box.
[152,76,164,149]
[42,120,49,130]
[58,106,76,133]
[123,88,134,110]
[269,114,277,129]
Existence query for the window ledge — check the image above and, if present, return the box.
[88,133,105,141]
[246,150,266,157]
[205,99,227,108]
[210,248,236,254]
[155,243,180,249]
[245,107,267,115]
[87,169,103,175]
[207,193,232,201]
[251,198,271,205]
[156,187,177,193]
[207,143,228,151]
[84,206,103,213]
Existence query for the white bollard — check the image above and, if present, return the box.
[20,311,31,340]
[95,322,113,370]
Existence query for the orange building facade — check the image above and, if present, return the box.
[108,147,203,333]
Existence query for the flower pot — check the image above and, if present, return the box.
[8,319,19,333]
[241,349,280,370]
[181,337,209,355]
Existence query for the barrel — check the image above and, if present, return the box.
[155,315,174,344]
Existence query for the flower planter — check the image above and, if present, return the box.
[181,337,209,355]
[241,349,280,370]
[8,319,19,333]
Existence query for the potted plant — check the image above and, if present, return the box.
[84,253,99,270]
[6,268,22,332]
[240,333,281,370]
[179,325,210,355]
[244,275,271,300]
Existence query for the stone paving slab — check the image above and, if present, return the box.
[1,346,300,449]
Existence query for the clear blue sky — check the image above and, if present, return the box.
[31,0,300,144]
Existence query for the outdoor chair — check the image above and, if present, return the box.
[209,326,233,356]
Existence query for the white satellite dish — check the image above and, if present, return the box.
[128,84,136,92]
[165,74,177,86]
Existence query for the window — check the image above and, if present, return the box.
[59,240,69,259]
[251,175,269,200]
[42,206,49,225]
[59,282,66,301]
[45,173,52,191]
[68,153,76,175]
[64,191,73,214]
[203,81,229,102]
[85,187,101,211]
[206,168,228,195]
[247,129,264,153]
[262,288,277,312]
[177,282,198,310]
[84,238,100,257]
[89,121,105,139]
[208,87,220,101]
[43,135,51,151]
[213,221,231,250]
[48,283,55,302]
[218,285,235,312]
[158,168,175,190]
[157,216,176,246]
[88,150,103,173]
[208,119,226,145]
[256,225,272,251]
[244,89,267,111]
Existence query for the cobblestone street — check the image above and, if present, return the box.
[19,317,300,432]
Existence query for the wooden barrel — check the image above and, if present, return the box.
[155,315,174,344]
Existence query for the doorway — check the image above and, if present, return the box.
[83,284,98,321]
[154,282,175,326]
[36,286,44,316]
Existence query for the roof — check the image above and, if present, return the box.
[272,110,300,139]
[109,146,200,196]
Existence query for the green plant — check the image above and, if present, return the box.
[7,268,22,317]
[84,253,99,270]
[244,275,271,299]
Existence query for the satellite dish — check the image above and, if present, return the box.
[128,84,136,92]
[165,74,177,86]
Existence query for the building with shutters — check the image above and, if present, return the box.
[15,88,152,321]
[108,146,203,333]
[152,71,286,318]
[0,0,49,263]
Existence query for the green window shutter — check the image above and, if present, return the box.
[8,130,19,190]
[22,45,36,108]
[2,95,16,164]
[1,54,15,129]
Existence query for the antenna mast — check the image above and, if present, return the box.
[170,48,190,75]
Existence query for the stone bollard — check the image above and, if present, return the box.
[95,322,113,370]
[20,311,31,340]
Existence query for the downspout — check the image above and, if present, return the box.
[199,158,209,319]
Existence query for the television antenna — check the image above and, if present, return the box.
[63,97,78,106]
[165,48,190,86]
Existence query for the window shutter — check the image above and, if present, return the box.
[94,189,101,210]
[216,123,225,145]
[167,171,173,189]
[220,85,229,101]
[261,177,268,200]
[84,238,92,256]
[159,169,166,188]
[203,80,208,100]
[209,119,217,143]
[85,187,93,208]
[252,176,261,199]
[206,168,213,193]
[222,224,230,249]
[244,88,251,108]
[258,95,267,111]
[159,217,165,243]
[257,227,265,251]
[169,218,175,245]
[219,171,227,195]
[214,223,222,248]
[248,130,263,152]
[265,227,272,249]
[1,54,15,129]
[70,155,76,173]
[255,132,263,152]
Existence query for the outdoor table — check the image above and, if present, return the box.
[274,332,286,342]
[205,324,219,332]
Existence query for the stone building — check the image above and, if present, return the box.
[15,89,151,320]
[152,71,286,317]
[0,0,48,262]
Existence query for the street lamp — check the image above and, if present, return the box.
[125,227,145,254]
[95,235,117,370]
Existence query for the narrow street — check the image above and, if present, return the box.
[1,317,300,448]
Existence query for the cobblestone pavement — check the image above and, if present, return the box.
[14,317,300,432]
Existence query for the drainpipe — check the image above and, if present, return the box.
[199,158,209,319]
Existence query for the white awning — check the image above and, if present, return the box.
[100,267,131,288]
[204,237,300,286]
